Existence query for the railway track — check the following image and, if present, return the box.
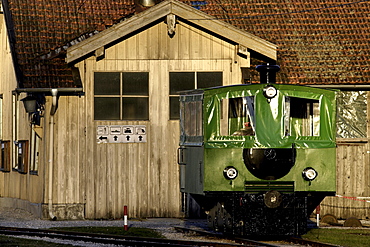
[174,226,341,247]
[0,226,275,246]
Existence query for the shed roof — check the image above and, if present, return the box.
[3,0,370,88]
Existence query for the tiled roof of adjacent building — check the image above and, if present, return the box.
[3,0,370,87]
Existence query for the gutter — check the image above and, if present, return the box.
[48,89,58,220]
[15,87,83,220]
[308,84,370,91]
[15,87,84,95]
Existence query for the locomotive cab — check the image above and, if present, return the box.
[178,65,337,236]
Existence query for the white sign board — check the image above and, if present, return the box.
[97,125,147,144]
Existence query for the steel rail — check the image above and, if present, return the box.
[0,226,245,247]
[288,237,342,247]
[175,226,342,247]
[174,227,280,247]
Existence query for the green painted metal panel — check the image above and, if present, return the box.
[180,84,336,195]
[203,84,336,149]
[202,147,336,193]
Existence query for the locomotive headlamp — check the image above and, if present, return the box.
[223,166,238,180]
[263,85,277,99]
[302,167,318,181]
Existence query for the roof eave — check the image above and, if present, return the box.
[309,84,370,91]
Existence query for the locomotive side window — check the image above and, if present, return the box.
[184,101,202,137]
[179,94,203,144]
[285,97,320,136]
[220,96,255,136]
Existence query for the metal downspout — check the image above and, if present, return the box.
[48,89,58,220]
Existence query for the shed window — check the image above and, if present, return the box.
[30,130,41,175]
[16,140,29,174]
[170,72,222,120]
[0,141,11,172]
[94,72,149,120]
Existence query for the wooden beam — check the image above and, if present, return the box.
[95,46,105,59]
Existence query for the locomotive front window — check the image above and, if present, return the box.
[285,97,320,137]
[220,96,255,136]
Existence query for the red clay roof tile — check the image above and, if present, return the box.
[3,0,370,87]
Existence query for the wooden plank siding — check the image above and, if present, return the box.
[66,20,246,219]
[321,141,370,219]
[320,92,370,220]
[0,13,44,211]
[3,6,370,220]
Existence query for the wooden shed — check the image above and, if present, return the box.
[1,0,370,221]
[65,0,276,219]
[0,0,277,219]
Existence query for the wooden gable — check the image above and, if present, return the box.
[66,0,277,64]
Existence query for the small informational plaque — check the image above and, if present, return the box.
[97,125,147,144]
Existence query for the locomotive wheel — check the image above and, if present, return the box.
[207,202,232,233]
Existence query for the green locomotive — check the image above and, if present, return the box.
[178,65,336,236]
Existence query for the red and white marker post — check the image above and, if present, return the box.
[315,205,320,227]
[124,205,128,231]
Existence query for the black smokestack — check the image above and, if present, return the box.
[256,64,280,84]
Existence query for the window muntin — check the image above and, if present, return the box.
[170,72,222,120]
[285,97,320,137]
[94,72,149,120]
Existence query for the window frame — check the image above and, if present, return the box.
[0,141,11,172]
[16,140,29,174]
[169,71,223,120]
[220,96,255,136]
[284,96,320,137]
[29,129,41,175]
[94,72,149,121]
